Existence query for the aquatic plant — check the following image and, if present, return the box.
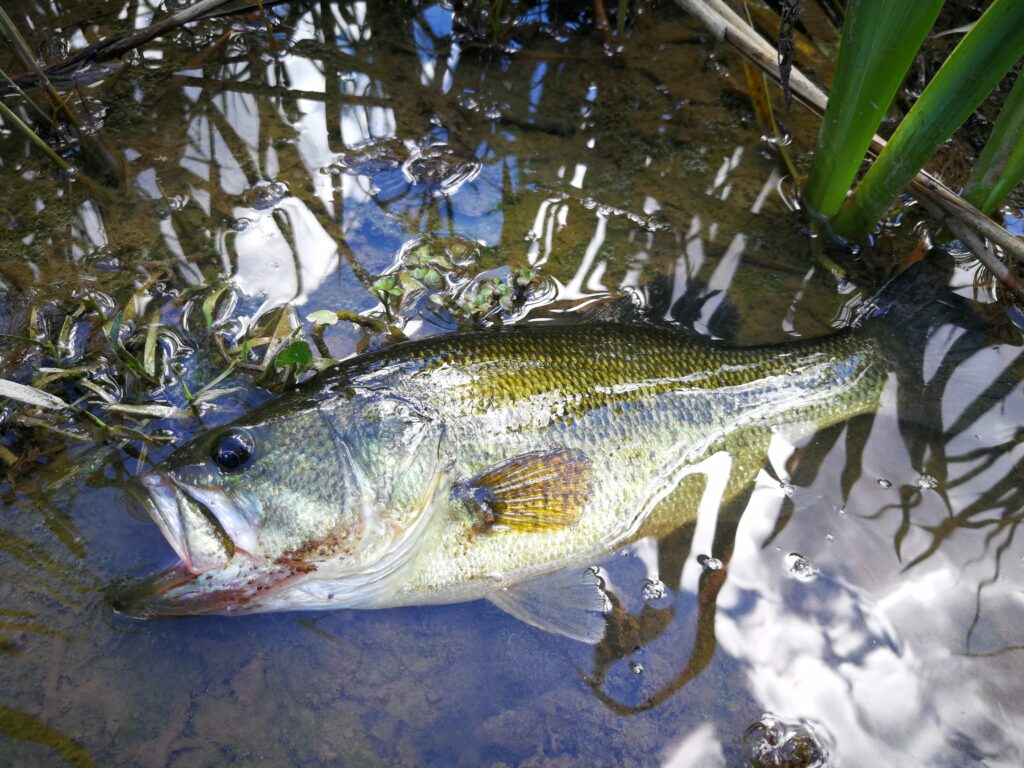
[815,0,1024,241]
[674,0,1024,301]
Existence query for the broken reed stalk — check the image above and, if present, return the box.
[672,0,1024,294]
[0,7,88,131]
[88,0,239,60]
[0,0,296,97]
[0,0,244,96]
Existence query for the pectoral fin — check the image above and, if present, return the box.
[455,449,591,532]
[489,567,610,643]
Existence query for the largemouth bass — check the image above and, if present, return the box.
[117,322,885,641]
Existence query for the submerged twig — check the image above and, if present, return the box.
[0,0,292,96]
[0,6,82,129]
[90,0,238,61]
[943,213,1024,304]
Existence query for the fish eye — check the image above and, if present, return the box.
[210,429,255,473]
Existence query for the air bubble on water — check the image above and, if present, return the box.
[641,578,667,602]
[401,142,481,197]
[785,553,817,582]
[745,714,828,768]
[877,478,892,489]
[697,554,722,572]
[455,93,478,111]
[916,474,939,490]
[242,180,289,210]
[825,533,834,543]
[761,132,793,147]
[779,481,794,497]
[629,661,644,675]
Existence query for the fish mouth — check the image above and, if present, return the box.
[112,473,286,619]
[139,472,260,574]
[108,560,309,619]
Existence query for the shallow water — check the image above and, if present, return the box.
[2,2,1024,766]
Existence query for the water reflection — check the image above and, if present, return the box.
[1,0,1023,765]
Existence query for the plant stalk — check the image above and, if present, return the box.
[963,70,1024,216]
[831,0,1024,240]
[671,0,1024,274]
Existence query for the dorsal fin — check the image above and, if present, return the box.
[455,449,592,532]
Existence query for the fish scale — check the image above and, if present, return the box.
[306,324,886,605]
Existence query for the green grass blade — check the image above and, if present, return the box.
[963,70,1024,215]
[0,67,51,123]
[832,0,1024,240]
[0,100,70,172]
[0,7,81,131]
[803,0,943,219]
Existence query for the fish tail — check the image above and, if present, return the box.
[859,250,1022,435]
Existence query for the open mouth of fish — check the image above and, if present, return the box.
[138,472,260,574]
[109,473,292,619]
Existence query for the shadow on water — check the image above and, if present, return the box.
[1,0,1023,765]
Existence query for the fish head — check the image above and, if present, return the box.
[114,389,445,617]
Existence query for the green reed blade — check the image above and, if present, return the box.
[0,67,51,123]
[0,7,82,130]
[832,0,1024,240]
[962,70,1024,216]
[803,0,943,220]
[0,100,70,172]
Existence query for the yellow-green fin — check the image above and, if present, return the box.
[456,448,591,532]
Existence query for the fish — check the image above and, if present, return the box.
[113,322,886,642]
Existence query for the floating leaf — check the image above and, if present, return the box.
[32,367,94,389]
[193,386,247,404]
[76,379,117,404]
[274,340,313,369]
[372,275,403,298]
[310,358,336,372]
[0,444,17,466]
[306,309,339,326]
[101,403,186,419]
[105,313,155,383]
